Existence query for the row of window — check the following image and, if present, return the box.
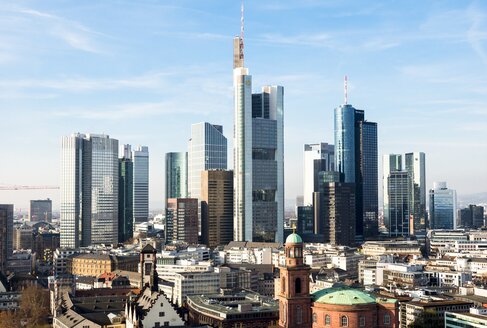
[311,313,391,326]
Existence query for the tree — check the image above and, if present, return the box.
[19,285,50,328]
[0,310,21,328]
[408,310,444,328]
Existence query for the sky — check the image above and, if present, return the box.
[0,0,486,212]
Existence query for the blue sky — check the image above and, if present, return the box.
[0,0,486,211]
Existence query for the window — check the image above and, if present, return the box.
[360,316,365,327]
[164,321,170,326]
[295,278,301,294]
[159,311,165,317]
[384,314,391,325]
[296,305,302,324]
[341,316,348,327]
[312,313,317,323]
[325,314,331,325]
[282,277,286,293]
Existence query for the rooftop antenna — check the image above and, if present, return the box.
[240,0,245,65]
[344,75,348,105]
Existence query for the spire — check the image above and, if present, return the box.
[344,75,348,105]
[232,0,245,68]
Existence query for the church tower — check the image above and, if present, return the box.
[278,232,311,328]
[140,243,158,290]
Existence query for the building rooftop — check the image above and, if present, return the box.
[406,299,473,308]
[286,232,303,244]
[312,287,377,306]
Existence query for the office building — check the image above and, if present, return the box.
[429,182,457,229]
[445,309,487,328]
[29,199,52,222]
[334,102,378,241]
[13,224,32,250]
[460,204,485,228]
[201,170,233,248]
[382,154,402,232]
[166,198,198,245]
[387,171,411,237]
[188,122,227,201]
[303,143,334,206]
[132,145,149,224]
[118,144,133,243]
[165,152,188,204]
[0,205,13,273]
[314,172,356,246]
[405,152,426,233]
[60,133,119,248]
[233,33,284,243]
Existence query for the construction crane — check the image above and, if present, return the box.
[0,185,59,190]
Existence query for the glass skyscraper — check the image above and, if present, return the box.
[233,36,284,243]
[60,133,119,248]
[303,143,334,206]
[188,122,227,201]
[405,152,426,233]
[132,145,149,224]
[429,181,457,229]
[387,171,411,237]
[165,152,188,204]
[118,144,133,243]
[334,104,378,241]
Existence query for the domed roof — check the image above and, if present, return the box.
[285,232,303,244]
[312,287,376,306]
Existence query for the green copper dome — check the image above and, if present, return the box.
[312,287,376,306]
[285,232,303,244]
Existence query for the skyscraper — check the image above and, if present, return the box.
[0,204,13,274]
[460,205,485,228]
[188,122,227,201]
[29,199,52,222]
[165,152,188,205]
[383,154,403,235]
[60,133,119,248]
[303,143,334,206]
[119,144,133,243]
[334,100,378,241]
[201,170,233,248]
[387,171,411,237]
[233,31,284,242]
[132,145,149,224]
[405,152,426,233]
[166,198,198,245]
[429,182,457,230]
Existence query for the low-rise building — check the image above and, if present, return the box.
[361,240,422,257]
[445,308,487,328]
[403,299,473,327]
[172,271,220,306]
[69,253,138,277]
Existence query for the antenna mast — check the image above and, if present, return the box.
[344,75,348,105]
[240,0,244,65]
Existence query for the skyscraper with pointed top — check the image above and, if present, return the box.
[233,2,284,242]
[334,77,378,241]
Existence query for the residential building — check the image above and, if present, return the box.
[69,253,138,277]
[165,152,188,204]
[233,35,284,243]
[201,170,233,248]
[0,204,13,273]
[118,144,133,243]
[334,101,378,241]
[303,143,334,206]
[29,199,52,222]
[429,182,457,229]
[166,198,198,244]
[132,145,149,224]
[60,133,119,248]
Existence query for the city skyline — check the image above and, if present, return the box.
[1,0,487,211]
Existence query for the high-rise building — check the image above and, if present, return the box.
[387,171,411,237]
[132,145,149,224]
[429,182,457,230]
[382,154,402,232]
[303,143,334,206]
[405,152,426,233]
[233,34,284,243]
[166,198,198,245]
[0,204,13,273]
[334,102,378,241]
[13,223,33,250]
[29,199,52,222]
[460,205,485,228]
[60,133,119,248]
[201,170,233,248]
[313,171,356,246]
[165,152,188,205]
[188,123,227,201]
[118,144,133,243]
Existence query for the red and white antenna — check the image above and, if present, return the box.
[344,75,348,105]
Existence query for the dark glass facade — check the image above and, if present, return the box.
[118,157,133,243]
